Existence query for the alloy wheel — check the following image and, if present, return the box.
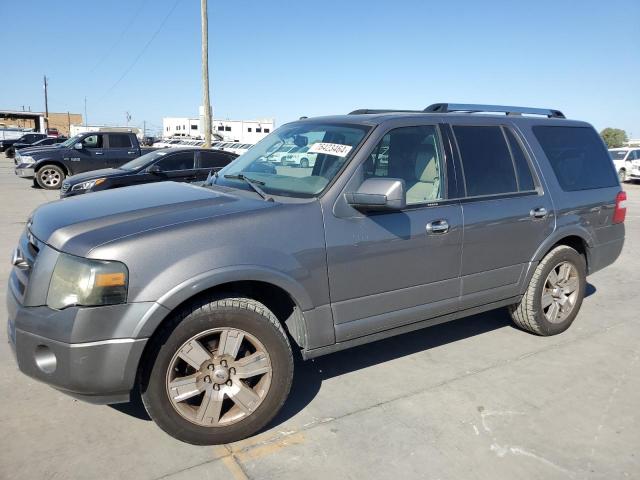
[165,327,272,427]
[541,261,579,324]
[39,168,62,187]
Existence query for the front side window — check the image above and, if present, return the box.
[533,126,618,191]
[83,134,103,148]
[109,134,132,148]
[365,125,444,204]
[156,152,195,171]
[453,126,518,196]
[609,150,628,161]
[216,122,370,198]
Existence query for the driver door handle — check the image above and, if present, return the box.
[95,151,104,155]
[426,219,449,235]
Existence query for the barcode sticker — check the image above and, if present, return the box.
[307,142,353,157]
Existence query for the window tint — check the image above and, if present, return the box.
[533,126,618,191]
[155,152,194,171]
[504,128,535,191]
[109,134,132,148]
[200,151,232,169]
[82,134,103,148]
[366,125,444,205]
[454,126,517,196]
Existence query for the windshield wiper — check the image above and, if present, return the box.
[223,174,274,202]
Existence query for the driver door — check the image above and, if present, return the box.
[73,134,108,172]
[323,124,463,342]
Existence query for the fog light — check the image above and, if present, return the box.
[34,345,57,374]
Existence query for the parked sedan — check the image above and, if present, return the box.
[60,147,237,198]
[8,136,67,158]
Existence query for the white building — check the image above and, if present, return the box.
[163,107,275,144]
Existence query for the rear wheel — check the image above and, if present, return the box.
[509,245,586,336]
[36,164,65,189]
[140,296,294,445]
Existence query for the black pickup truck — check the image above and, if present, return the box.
[14,131,155,189]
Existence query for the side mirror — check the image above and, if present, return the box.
[74,143,83,150]
[345,178,406,212]
[147,164,162,174]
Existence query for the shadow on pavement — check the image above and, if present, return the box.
[111,281,597,427]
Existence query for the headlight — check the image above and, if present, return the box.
[47,254,128,309]
[71,178,106,191]
[20,156,35,164]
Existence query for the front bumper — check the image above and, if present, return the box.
[14,164,35,179]
[6,287,152,404]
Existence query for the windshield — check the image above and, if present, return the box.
[60,135,83,147]
[609,150,628,160]
[119,150,168,170]
[215,122,370,198]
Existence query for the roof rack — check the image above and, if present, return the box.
[348,109,423,115]
[424,103,565,119]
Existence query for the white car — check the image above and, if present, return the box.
[282,145,317,168]
[609,147,640,182]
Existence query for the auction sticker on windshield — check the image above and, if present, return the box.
[308,142,353,157]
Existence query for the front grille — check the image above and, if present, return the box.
[61,182,70,194]
[9,230,41,304]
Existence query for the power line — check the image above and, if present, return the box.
[89,0,150,74]
[99,0,182,102]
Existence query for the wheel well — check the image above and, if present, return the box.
[157,280,304,348]
[35,161,68,176]
[547,235,589,267]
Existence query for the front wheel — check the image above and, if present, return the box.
[140,296,294,445]
[618,168,627,183]
[36,164,65,189]
[509,245,586,336]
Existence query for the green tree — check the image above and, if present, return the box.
[600,128,628,148]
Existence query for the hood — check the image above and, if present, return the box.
[29,181,275,256]
[64,167,126,184]
[19,146,64,157]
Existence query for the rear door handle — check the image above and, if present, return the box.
[128,151,137,154]
[95,151,104,155]
[426,219,449,235]
[530,207,547,219]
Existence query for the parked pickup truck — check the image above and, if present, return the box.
[14,131,154,189]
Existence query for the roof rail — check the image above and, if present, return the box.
[348,109,423,115]
[424,103,565,119]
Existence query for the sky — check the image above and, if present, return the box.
[1,0,638,137]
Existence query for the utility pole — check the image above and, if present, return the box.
[143,120,146,138]
[84,97,88,127]
[43,75,49,132]
[201,0,212,148]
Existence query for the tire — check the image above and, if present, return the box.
[6,147,15,158]
[300,158,309,168]
[36,164,65,189]
[618,168,627,183]
[509,245,586,336]
[140,295,294,445]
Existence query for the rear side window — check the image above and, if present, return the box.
[156,152,195,171]
[533,126,618,191]
[453,126,517,196]
[200,151,233,169]
[504,128,535,191]
[109,134,133,148]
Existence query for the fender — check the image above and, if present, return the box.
[519,225,594,295]
[33,158,69,175]
[132,264,315,339]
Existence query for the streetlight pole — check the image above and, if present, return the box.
[201,0,212,148]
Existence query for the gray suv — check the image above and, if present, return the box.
[7,103,626,444]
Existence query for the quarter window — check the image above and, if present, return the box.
[366,125,444,205]
[533,126,618,191]
[453,126,517,196]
